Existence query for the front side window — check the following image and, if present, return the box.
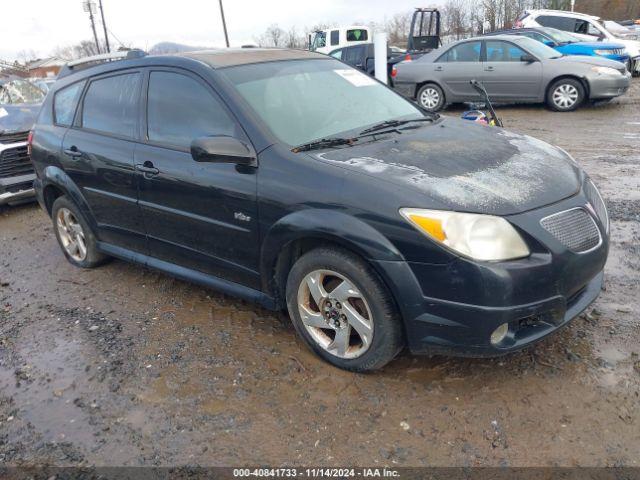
[330,49,343,59]
[486,41,527,62]
[54,81,85,126]
[437,41,481,62]
[147,71,236,149]
[222,59,423,147]
[81,73,140,138]
[347,29,368,42]
[330,30,339,46]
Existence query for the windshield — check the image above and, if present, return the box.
[541,27,581,44]
[515,36,562,59]
[603,20,633,35]
[0,79,45,104]
[311,32,326,51]
[222,59,423,146]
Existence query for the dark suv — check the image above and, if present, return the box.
[31,48,609,371]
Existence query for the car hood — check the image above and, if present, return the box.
[573,41,626,49]
[553,55,626,68]
[0,103,41,134]
[311,118,581,216]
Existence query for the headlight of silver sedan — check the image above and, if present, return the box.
[400,208,530,261]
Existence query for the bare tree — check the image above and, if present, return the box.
[285,26,304,49]
[254,24,286,47]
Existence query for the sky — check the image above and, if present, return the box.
[1,0,433,62]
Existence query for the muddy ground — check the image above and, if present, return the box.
[1,81,639,468]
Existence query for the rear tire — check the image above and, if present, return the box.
[51,196,108,268]
[285,247,404,372]
[416,83,445,112]
[547,78,585,112]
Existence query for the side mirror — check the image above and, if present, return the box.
[521,54,537,63]
[543,40,555,47]
[190,136,256,166]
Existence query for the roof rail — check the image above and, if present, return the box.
[58,49,147,78]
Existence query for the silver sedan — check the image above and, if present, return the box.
[393,35,631,112]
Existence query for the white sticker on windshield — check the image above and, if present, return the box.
[334,69,377,87]
[0,108,8,118]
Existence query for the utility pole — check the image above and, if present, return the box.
[98,0,111,53]
[218,0,230,47]
[83,0,101,54]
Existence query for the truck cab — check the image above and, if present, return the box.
[309,26,371,55]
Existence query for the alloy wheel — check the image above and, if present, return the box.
[420,87,440,110]
[552,84,579,109]
[56,207,87,262]
[297,269,374,359]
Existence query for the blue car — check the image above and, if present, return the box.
[486,27,630,69]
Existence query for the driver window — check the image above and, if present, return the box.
[147,71,237,149]
[485,41,527,62]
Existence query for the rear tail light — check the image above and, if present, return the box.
[27,130,34,157]
[404,53,412,62]
[391,66,397,78]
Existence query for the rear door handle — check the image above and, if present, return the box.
[64,147,82,158]
[435,66,443,71]
[135,162,159,176]
[484,66,494,71]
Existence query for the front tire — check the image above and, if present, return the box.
[547,78,585,112]
[51,196,107,268]
[416,83,445,112]
[286,247,404,372]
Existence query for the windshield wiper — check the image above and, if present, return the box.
[292,137,356,153]
[359,117,436,136]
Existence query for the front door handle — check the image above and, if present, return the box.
[135,161,159,176]
[484,66,494,71]
[435,66,443,71]
[64,146,82,158]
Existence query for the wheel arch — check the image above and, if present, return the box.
[260,210,405,309]
[40,166,96,229]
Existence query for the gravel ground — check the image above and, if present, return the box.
[0,80,639,468]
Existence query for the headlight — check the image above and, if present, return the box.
[593,49,613,56]
[590,66,621,75]
[399,208,530,261]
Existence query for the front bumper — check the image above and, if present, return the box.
[373,190,609,357]
[0,173,36,205]
[588,71,632,99]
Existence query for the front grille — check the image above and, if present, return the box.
[584,179,609,231]
[0,131,29,144]
[0,145,34,178]
[610,48,626,56]
[540,208,601,253]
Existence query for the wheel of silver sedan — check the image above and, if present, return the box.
[552,84,579,109]
[296,269,373,359]
[56,207,87,262]
[420,87,440,110]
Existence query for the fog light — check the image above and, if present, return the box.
[490,323,509,345]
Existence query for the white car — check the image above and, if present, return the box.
[516,9,640,76]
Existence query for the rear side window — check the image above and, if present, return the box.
[81,73,141,138]
[53,81,85,126]
[330,49,343,59]
[146,71,236,149]
[330,30,339,46]
[347,29,367,42]
[438,41,481,62]
[536,15,576,32]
